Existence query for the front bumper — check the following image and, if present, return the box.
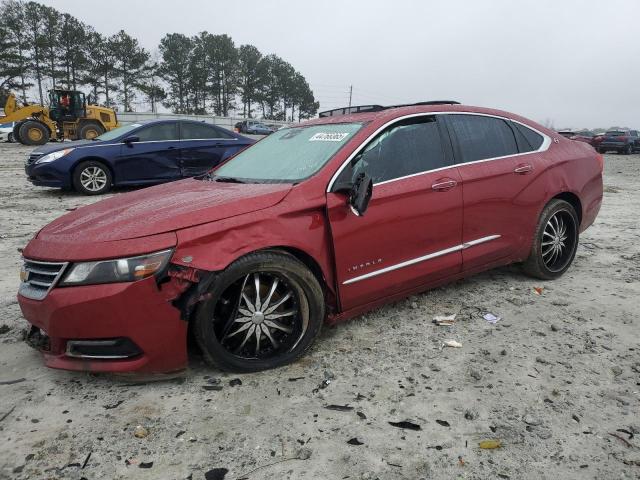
[25,162,71,188]
[18,276,188,373]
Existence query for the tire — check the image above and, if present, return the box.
[18,120,50,146]
[7,133,13,143]
[72,160,112,195]
[78,122,105,140]
[597,148,606,154]
[624,144,633,155]
[522,199,579,280]
[194,250,325,372]
[12,121,24,144]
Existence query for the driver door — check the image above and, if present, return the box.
[115,122,182,182]
[327,116,464,311]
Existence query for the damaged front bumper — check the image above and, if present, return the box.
[18,272,197,374]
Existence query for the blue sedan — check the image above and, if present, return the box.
[24,119,254,195]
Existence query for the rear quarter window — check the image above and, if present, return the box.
[512,122,544,152]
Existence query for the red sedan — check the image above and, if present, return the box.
[17,102,603,374]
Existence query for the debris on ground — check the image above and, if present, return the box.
[479,440,502,449]
[324,404,354,412]
[483,313,501,324]
[204,468,229,480]
[388,420,422,431]
[133,425,149,438]
[533,287,544,295]
[347,437,364,445]
[432,314,456,326]
[0,378,26,385]
[443,340,463,348]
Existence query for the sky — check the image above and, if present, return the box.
[39,0,640,129]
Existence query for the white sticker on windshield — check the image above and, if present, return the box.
[309,132,350,142]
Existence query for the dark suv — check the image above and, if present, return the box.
[593,129,639,154]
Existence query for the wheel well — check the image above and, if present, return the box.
[553,192,582,225]
[260,247,326,288]
[72,157,115,185]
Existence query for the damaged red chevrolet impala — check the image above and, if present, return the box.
[17,101,603,373]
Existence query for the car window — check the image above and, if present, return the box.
[136,123,179,142]
[344,116,447,185]
[448,115,519,163]
[512,122,544,151]
[181,122,233,140]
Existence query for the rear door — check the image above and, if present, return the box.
[443,113,548,271]
[115,122,181,182]
[179,122,242,177]
[327,115,464,311]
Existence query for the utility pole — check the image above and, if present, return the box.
[348,85,353,107]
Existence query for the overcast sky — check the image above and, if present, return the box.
[40,0,640,129]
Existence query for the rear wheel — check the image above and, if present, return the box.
[72,160,112,195]
[597,148,606,154]
[624,144,633,155]
[78,122,105,140]
[523,199,579,280]
[18,120,50,146]
[194,251,324,372]
[7,133,13,143]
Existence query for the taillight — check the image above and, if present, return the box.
[596,153,604,172]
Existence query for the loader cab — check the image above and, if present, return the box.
[49,89,86,122]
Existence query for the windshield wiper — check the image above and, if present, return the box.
[214,176,245,184]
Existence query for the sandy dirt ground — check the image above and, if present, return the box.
[0,142,639,480]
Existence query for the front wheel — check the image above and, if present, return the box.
[624,144,633,155]
[522,199,579,280]
[19,120,50,146]
[72,160,112,195]
[194,251,325,372]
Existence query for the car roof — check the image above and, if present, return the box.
[132,118,220,126]
[300,103,547,131]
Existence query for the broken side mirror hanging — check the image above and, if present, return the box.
[349,172,373,216]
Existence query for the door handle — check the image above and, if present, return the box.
[514,164,533,174]
[431,179,458,191]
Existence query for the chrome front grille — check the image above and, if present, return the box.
[26,152,42,165]
[19,259,68,300]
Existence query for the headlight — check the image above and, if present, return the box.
[35,148,75,164]
[59,250,173,286]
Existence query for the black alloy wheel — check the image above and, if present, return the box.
[194,251,324,372]
[523,199,579,280]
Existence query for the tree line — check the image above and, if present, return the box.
[0,0,319,120]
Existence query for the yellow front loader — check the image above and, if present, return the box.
[2,89,119,145]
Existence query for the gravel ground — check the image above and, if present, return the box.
[0,142,639,480]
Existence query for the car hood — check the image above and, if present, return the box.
[31,139,110,156]
[37,178,293,244]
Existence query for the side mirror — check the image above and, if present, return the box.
[123,136,139,145]
[348,172,373,216]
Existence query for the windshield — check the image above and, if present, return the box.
[605,130,626,136]
[95,123,143,141]
[214,122,362,182]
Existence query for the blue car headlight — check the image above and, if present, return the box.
[35,148,75,164]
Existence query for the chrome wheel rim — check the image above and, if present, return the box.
[541,209,576,272]
[214,272,307,360]
[80,166,107,192]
